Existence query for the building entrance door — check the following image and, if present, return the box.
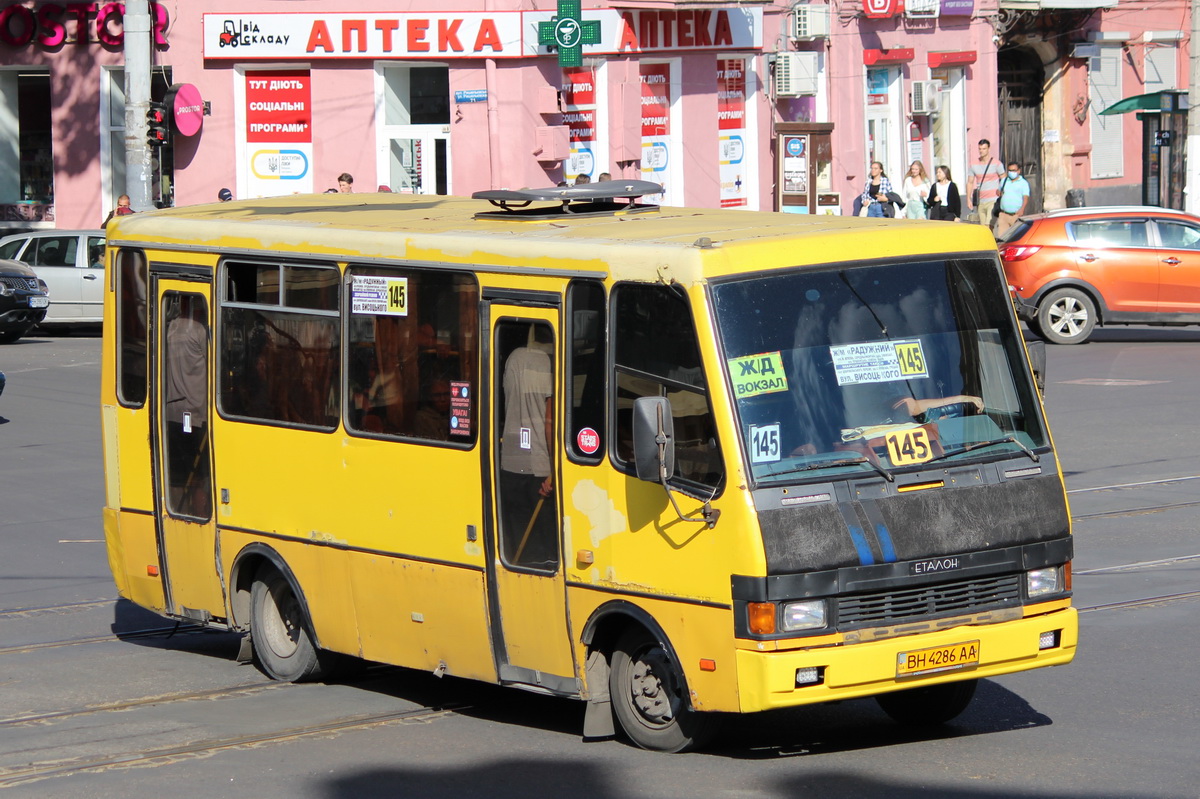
[998,48,1044,213]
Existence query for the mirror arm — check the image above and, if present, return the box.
[655,403,721,529]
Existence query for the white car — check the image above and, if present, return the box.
[0,230,106,324]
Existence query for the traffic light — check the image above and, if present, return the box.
[146,102,169,147]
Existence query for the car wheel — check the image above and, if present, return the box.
[1036,288,1096,345]
[0,329,23,344]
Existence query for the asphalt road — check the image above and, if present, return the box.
[1,326,1199,798]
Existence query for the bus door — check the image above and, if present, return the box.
[487,307,576,690]
[150,278,223,621]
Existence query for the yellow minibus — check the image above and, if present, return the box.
[101,182,1076,752]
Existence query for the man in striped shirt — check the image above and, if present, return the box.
[966,139,1004,229]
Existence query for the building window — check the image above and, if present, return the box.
[1088,46,1123,180]
[101,67,176,216]
[0,69,52,226]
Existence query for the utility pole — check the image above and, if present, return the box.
[1187,0,1200,213]
[122,0,153,212]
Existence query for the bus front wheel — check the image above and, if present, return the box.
[250,569,325,682]
[609,628,720,752]
[875,678,978,726]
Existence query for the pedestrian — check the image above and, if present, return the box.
[337,173,354,193]
[218,188,233,202]
[859,161,893,218]
[574,173,591,185]
[902,161,930,220]
[597,172,611,182]
[965,139,1004,227]
[377,184,392,192]
[103,194,132,225]
[925,165,961,221]
[994,162,1031,237]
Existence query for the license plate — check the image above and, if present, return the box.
[29,296,48,308]
[897,640,980,677]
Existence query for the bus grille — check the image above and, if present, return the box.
[837,574,1022,629]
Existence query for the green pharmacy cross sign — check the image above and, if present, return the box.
[537,0,601,68]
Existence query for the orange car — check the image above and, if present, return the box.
[999,206,1200,344]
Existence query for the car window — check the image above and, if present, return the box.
[1156,220,1200,251]
[87,237,106,268]
[33,236,79,267]
[0,239,26,261]
[1070,219,1150,248]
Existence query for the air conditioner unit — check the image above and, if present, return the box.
[910,80,941,115]
[775,52,819,97]
[1071,42,1100,59]
[793,6,830,40]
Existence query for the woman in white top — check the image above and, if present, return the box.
[902,160,930,220]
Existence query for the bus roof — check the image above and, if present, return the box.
[108,192,1000,284]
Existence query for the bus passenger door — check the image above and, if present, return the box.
[150,279,223,621]
[487,309,576,690]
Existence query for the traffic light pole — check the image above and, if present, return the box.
[122,0,154,212]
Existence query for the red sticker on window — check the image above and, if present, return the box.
[576,427,600,455]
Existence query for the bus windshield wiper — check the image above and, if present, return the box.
[926,435,1040,465]
[764,454,895,483]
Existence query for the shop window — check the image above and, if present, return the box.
[218,261,340,429]
[345,266,478,444]
[0,70,52,224]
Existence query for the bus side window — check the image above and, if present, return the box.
[217,262,340,429]
[116,248,148,407]
[567,280,605,463]
[612,283,723,489]
[344,267,478,444]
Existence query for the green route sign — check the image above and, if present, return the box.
[537,0,601,68]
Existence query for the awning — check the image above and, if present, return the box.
[1100,90,1188,116]
[863,48,914,66]
[928,50,977,68]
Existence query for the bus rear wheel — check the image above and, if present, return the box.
[609,628,720,752]
[250,568,325,682]
[875,678,978,726]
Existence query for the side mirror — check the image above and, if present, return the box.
[1025,339,1046,394]
[632,396,675,483]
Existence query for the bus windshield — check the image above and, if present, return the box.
[711,257,1048,485]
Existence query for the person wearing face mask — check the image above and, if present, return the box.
[994,162,1030,237]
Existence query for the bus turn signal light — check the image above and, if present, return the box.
[748,602,776,635]
[147,565,159,577]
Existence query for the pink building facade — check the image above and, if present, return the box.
[0,0,1189,231]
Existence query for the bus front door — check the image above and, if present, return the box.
[150,279,223,622]
[488,310,576,691]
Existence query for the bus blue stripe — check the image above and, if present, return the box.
[847,525,876,565]
[875,523,897,563]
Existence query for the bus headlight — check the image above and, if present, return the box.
[781,600,828,632]
[1027,566,1062,598]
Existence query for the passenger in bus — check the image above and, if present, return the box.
[164,296,211,516]
[500,325,555,566]
[414,378,452,441]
